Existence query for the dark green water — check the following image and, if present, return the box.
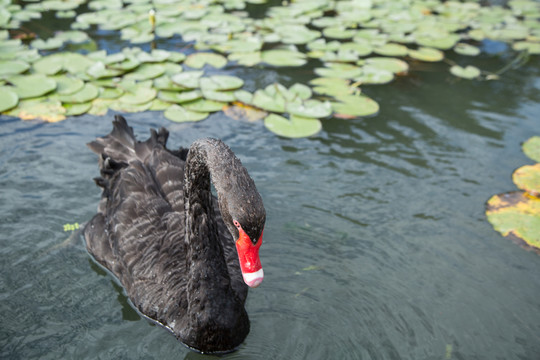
[2,34,540,360]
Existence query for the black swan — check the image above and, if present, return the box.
[84,115,266,353]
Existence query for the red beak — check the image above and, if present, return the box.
[235,227,263,288]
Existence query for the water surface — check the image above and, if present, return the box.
[1,50,540,360]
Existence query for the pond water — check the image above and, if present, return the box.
[2,9,540,360]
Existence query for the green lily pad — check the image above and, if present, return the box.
[415,33,460,50]
[234,89,254,105]
[374,43,409,57]
[355,66,394,85]
[87,61,125,79]
[450,65,481,79]
[323,27,357,40]
[264,113,322,138]
[58,83,99,103]
[183,98,226,112]
[331,94,380,118]
[228,51,262,66]
[362,57,409,74]
[154,75,187,91]
[523,136,540,162]
[63,102,92,116]
[124,63,166,81]
[454,43,481,56]
[164,104,209,122]
[0,86,18,112]
[88,98,113,116]
[261,49,307,67]
[289,83,312,100]
[158,90,202,104]
[171,71,204,89]
[33,53,94,75]
[199,75,244,91]
[98,87,124,99]
[512,41,540,54]
[118,86,157,105]
[184,52,227,69]
[51,75,84,95]
[513,164,540,196]
[31,37,64,50]
[149,98,173,111]
[310,77,352,97]
[287,99,332,119]
[10,98,66,122]
[0,60,29,77]
[486,191,540,251]
[109,100,153,113]
[408,47,444,62]
[9,74,57,99]
[252,89,286,113]
[315,63,362,79]
[201,89,236,102]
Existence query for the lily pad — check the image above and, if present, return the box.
[184,52,227,69]
[223,103,267,122]
[58,83,99,103]
[454,43,481,56]
[118,86,157,105]
[252,89,286,113]
[164,104,209,122]
[183,98,226,112]
[261,49,307,67]
[0,86,18,112]
[486,191,540,251]
[171,71,204,89]
[286,99,332,119]
[513,164,540,196]
[199,75,244,91]
[0,60,29,77]
[374,43,409,57]
[264,113,322,138]
[51,75,84,95]
[315,63,363,79]
[124,63,166,81]
[523,136,540,162]
[408,47,444,62]
[363,57,409,74]
[63,102,92,116]
[10,98,66,122]
[331,94,380,118]
[310,77,352,97]
[158,90,202,104]
[355,66,394,85]
[450,65,481,79]
[9,74,57,99]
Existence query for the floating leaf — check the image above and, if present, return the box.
[164,104,209,122]
[51,75,84,95]
[450,65,481,79]
[287,99,332,119]
[264,113,322,138]
[355,66,394,85]
[87,61,124,79]
[9,74,57,99]
[0,86,18,112]
[486,191,540,251]
[408,47,444,62]
[512,41,540,54]
[109,100,153,113]
[201,89,236,102]
[454,43,481,56]
[63,102,92,116]
[252,89,286,113]
[158,90,202,104]
[58,83,99,103]
[331,94,379,118]
[513,164,540,196]
[363,57,409,74]
[289,83,312,100]
[261,49,307,67]
[315,63,362,79]
[0,60,29,77]
[118,86,157,105]
[10,98,66,122]
[523,136,540,162]
[200,75,244,91]
[31,37,64,50]
[124,63,166,81]
[228,51,262,66]
[374,43,409,57]
[183,98,226,112]
[171,71,204,89]
[184,52,227,69]
[310,77,352,97]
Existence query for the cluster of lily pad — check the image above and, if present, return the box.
[486,136,540,253]
[1,0,540,137]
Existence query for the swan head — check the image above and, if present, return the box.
[233,219,264,288]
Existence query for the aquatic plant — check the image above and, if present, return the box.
[486,136,540,253]
[0,0,539,137]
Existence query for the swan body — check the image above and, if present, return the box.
[84,115,265,353]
